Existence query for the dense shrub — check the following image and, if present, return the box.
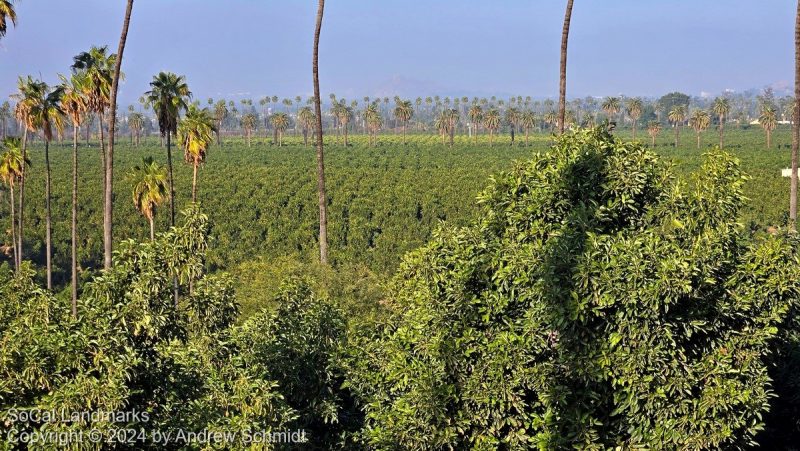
[344,128,800,449]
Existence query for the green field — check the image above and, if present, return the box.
[3,126,795,310]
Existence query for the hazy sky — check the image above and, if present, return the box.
[0,0,796,104]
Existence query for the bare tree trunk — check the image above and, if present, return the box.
[17,127,27,269]
[192,162,198,203]
[45,140,52,290]
[71,126,79,317]
[792,0,800,230]
[557,0,574,134]
[9,184,15,273]
[105,0,134,270]
[313,0,329,265]
[166,132,175,226]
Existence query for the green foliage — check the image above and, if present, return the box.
[235,279,363,448]
[0,207,296,446]
[344,128,800,449]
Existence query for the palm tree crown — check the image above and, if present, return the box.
[145,72,192,137]
[0,0,17,39]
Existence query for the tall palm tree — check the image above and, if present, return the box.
[791,0,800,230]
[759,106,778,149]
[689,109,711,149]
[26,82,64,290]
[445,108,458,147]
[213,100,228,145]
[105,0,134,269]
[242,113,258,146]
[0,101,10,139]
[178,106,216,202]
[483,108,501,147]
[144,71,191,226]
[71,46,115,183]
[668,105,686,147]
[60,73,89,313]
[0,137,26,272]
[270,112,289,146]
[602,97,621,125]
[626,98,643,139]
[468,105,483,143]
[712,97,731,149]
[366,107,383,146]
[544,110,558,131]
[129,157,168,241]
[298,107,315,146]
[336,103,353,146]
[11,75,42,267]
[0,0,16,39]
[505,107,519,145]
[393,100,414,144]
[312,0,329,264]
[647,121,662,147]
[520,110,536,146]
[128,112,144,146]
[557,0,574,134]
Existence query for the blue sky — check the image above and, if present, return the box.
[0,0,795,104]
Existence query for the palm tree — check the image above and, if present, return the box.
[366,107,383,146]
[557,0,574,134]
[483,108,501,147]
[712,97,731,149]
[0,0,16,39]
[602,97,621,124]
[393,100,414,144]
[445,108,459,147]
[647,121,662,147]
[759,106,778,149]
[104,0,134,269]
[505,107,519,145]
[0,137,27,272]
[791,0,800,230]
[60,73,89,312]
[336,103,353,146]
[543,110,558,131]
[270,112,289,146]
[434,111,448,145]
[689,109,711,149]
[313,0,329,264]
[129,157,168,241]
[468,105,483,143]
[242,113,258,146]
[128,112,144,146]
[0,101,10,138]
[11,76,42,266]
[298,107,315,146]
[520,110,536,146]
[668,105,686,147]
[178,106,216,202]
[26,82,64,290]
[626,98,643,139]
[71,46,115,183]
[213,100,228,145]
[144,72,191,226]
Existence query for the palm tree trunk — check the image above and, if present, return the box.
[674,126,679,147]
[792,0,800,230]
[71,126,79,316]
[768,130,772,149]
[557,0,574,134]
[99,109,106,189]
[525,129,529,146]
[403,123,406,144]
[166,132,176,226]
[490,130,494,147]
[105,0,134,270]
[45,139,52,290]
[149,217,154,241]
[192,162,198,203]
[9,184,16,273]
[344,124,348,146]
[17,127,27,269]
[719,114,725,149]
[313,0,329,265]
[633,120,637,140]
[696,132,701,149]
